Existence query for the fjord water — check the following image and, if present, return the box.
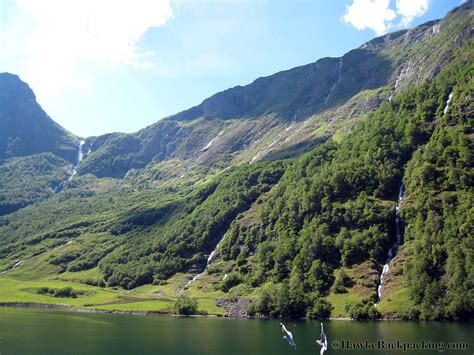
[0,308,472,354]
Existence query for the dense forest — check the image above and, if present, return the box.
[99,162,286,289]
[219,45,473,320]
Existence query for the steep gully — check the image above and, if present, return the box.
[52,140,89,193]
[323,57,343,106]
[443,92,453,115]
[388,70,403,102]
[375,88,453,304]
[250,120,296,164]
[0,260,24,275]
[376,185,404,305]
[181,182,285,290]
[184,231,228,288]
[1,240,75,274]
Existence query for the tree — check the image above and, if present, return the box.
[173,295,198,315]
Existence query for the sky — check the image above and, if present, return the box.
[0,0,463,137]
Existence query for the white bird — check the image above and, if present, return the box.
[280,322,297,348]
[316,322,328,355]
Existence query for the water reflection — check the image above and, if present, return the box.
[0,308,472,354]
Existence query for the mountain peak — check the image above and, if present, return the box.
[0,73,78,163]
[0,72,36,103]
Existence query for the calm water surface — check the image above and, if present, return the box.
[0,307,472,354]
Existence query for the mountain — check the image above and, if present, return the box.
[0,3,472,321]
[80,4,471,179]
[0,73,78,163]
[0,73,84,214]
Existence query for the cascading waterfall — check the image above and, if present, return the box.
[68,140,85,181]
[1,239,71,274]
[323,56,343,106]
[388,70,403,102]
[443,92,453,115]
[52,140,86,193]
[0,259,25,274]
[376,185,404,305]
[185,232,228,287]
[86,142,93,155]
[117,169,132,188]
[202,129,225,151]
[197,130,225,162]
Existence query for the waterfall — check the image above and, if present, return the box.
[323,56,343,106]
[376,185,404,305]
[52,140,86,193]
[86,142,93,155]
[68,140,85,181]
[388,70,403,102]
[185,232,227,287]
[0,259,25,274]
[443,92,453,115]
[12,260,24,268]
[202,130,224,151]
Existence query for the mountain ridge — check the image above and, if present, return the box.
[0,73,78,164]
[77,3,471,178]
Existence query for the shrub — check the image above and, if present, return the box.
[307,298,333,319]
[331,270,353,294]
[345,299,380,320]
[331,280,348,294]
[37,286,77,298]
[215,273,242,292]
[173,295,198,315]
[37,287,51,295]
[53,286,77,298]
[85,279,106,287]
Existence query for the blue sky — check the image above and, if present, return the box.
[0,0,462,137]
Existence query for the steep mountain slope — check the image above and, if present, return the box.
[217,49,473,320]
[0,3,472,320]
[0,73,86,214]
[79,3,472,179]
[0,153,71,215]
[0,73,78,163]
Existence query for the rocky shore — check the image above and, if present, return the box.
[217,298,251,318]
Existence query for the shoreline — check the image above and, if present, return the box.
[0,302,403,321]
[5,302,471,323]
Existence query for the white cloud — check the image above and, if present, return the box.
[0,0,173,96]
[342,0,432,35]
[342,0,396,36]
[396,0,429,26]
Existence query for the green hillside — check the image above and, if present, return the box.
[0,3,472,321]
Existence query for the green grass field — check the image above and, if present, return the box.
[0,243,227,315]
